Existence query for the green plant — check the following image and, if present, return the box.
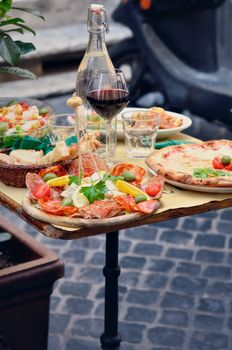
[0,0,44,79]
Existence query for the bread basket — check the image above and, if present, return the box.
[0,157,77,188]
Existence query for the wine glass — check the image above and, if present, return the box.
[87,69,130,165]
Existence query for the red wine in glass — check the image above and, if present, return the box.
[87,88,130,120]
[87,69,130,165]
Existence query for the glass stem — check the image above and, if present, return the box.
[105,119,112,164]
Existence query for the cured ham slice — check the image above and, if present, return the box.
[75,200,123,219]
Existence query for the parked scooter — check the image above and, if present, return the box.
[110,0,232,127]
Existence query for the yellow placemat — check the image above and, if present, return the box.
[0,134,231,232]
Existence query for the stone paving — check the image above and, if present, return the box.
[1,205,232,350]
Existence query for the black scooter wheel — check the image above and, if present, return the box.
[109,38,166,108]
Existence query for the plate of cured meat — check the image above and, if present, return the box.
[117,107,192,140]
[22,154,164,228]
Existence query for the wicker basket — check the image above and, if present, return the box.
[0,157,76,188]
[0,163,49,188]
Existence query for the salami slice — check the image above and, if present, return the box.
[77,200,123,219]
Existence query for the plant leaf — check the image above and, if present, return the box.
[0,35,20,65]
[13,23,36,35]
[5,28,24,34]
[15,40,35,55]
[11,6,45,21]
[0,17,25,26]
[0,0,12,17]
[0,66,37,79]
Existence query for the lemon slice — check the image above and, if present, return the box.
[47,175,70,187]
[114,179,150,199]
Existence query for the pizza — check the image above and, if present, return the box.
[22,154,164,228]
[146,140,232,187]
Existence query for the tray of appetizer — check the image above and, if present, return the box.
[22,158,164,228]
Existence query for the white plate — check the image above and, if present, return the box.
[147,166,232,193]
[117,108,192,140]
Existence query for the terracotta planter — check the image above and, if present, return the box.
[0,215,64,350]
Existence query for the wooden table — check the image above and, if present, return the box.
[0,133,232,350]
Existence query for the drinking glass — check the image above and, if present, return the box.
[46,114,76,145]
[87,69,130,164]
[122,110,160,158]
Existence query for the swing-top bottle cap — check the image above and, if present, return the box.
[90,4,104,12]
[88,4,109,33]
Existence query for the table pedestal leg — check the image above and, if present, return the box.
[100,231,121,350]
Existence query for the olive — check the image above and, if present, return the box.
[42,172,57,182]
[0,122,9,135]
[61,197,73,206]
[221,155,231,166]
[39,107,49,115]
[121,171,136,182]
[135,194,147,203]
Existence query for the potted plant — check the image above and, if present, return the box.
[0,0,44,79]
[0,215,64,350]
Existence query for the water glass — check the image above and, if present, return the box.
[122,110,160,158]
[46,114,76,145]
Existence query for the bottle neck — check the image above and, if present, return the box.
[86,30,107,54]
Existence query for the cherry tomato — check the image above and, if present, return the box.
[38,165,67,178]
[111,164,145,184]
[32,183,52,199]
[141,175,164,198]
[212,157,224,169]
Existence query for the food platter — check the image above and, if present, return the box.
[147,166,232,194]
[22,193,154,228]
[0,97,53,114]
[0,97,54,151]
[117,108,192,140]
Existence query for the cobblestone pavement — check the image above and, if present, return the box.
[1,205,232,350]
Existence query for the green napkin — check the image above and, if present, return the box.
[65,135,77,146]
[11,135,53,154]
[10,134,78,154]
[155,139,195,149]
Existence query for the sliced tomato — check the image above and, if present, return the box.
[136,199,159,213]
[141,175,164,198]
[38,198,79,216]
[225,163,232,171]
[111,164,146,184]
[212,157,224,170]
[32,183,52,199]
[38,165,67,178]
